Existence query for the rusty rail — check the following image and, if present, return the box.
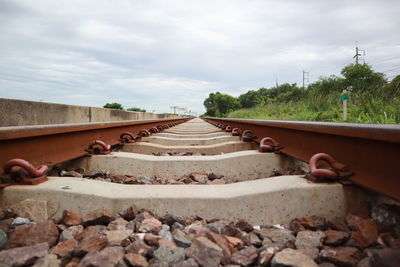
[0,118,189,172]
[204,118,400,201]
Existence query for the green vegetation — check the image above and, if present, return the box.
[103,102,124,110]
[203,64,400,123]
[103,103,147,112]
[127,107,146,112]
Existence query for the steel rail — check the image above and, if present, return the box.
[204,118,400,201]
[0,118,189,172]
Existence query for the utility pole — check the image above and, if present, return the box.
[302,70,309,89]
[170,106,179,114]
[353,41,365,65]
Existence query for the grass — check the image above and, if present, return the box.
[228,93,400,124]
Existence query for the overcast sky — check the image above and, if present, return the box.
[0,0,399,115]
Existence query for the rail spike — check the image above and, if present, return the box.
[242,130,257,142]
[87,140,111,155]
[119,132,136,143]
[225,125,233,132]
[150,127,159,134]
[232,128,241,136]
[259,137,281,152]
[139,129,151,137]
[307,153,353,182]
[2,158,48,186]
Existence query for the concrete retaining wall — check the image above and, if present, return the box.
[0,98,179,126]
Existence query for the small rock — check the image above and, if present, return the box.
[371,204,399,232]
[137,176,153,184]
[319,246,363,266]
[144,233,161,246]
[186,237,223,267]
[345,214,363,231]
[271,248,317,267]
[296,215,327,230]
[159,224,172,238]
[173,229,192,248]
[357,257,373,267]
[235,219,254,233]
[222,224,243,238]
[153,246,185,265]
[366,247,400,267]
[354,218,379,247]
[205,231,233,264]
[33,254,61,267]
[328,217,350,232]
[172,258,199,267]
[242,232,262,247]
[295,231,326,248]
[73,234,107,257]
[258,246,280,266]
[59,225,84,241]
[0,229,8,250]
[60,170,83,178]
[78,251,114,267]
[51,239,78,259]
[61,210,82,226]
[207,173,219,181]
[162,214,186,226]
[7,220,59,249]
[10,217,32,228]
[297,247,319,261]
[109,175,127,183]
[230,246,258,266]
[125,253,149,267]
[100,246,125,265]
[206,220,230,234]
[0,242,49,267]
[120,205,139,221]
[65,257,80,267]
[83,169,107,178]
[125,238,152,256]
[107,217,129,230]
[259,228,296,246]
[324,230,349,246]
[0,218,14,234]
[225,235,245,250]
[81,209,113,226]
[139,218,163,234]
[191,173,208,183]
[208,179,225,185]
[75,225,106,241]
[105,229,133,246]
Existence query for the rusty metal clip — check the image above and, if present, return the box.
[225,126,233,132]
[259,137,282,152]
[232,128,241,136]
[119,132,136,143]
[150,127,159,134]
[86,140,111,155]
[1,158,48,186]
[242,130,257,142]
[139,129,151,137]
[307,153,353,182]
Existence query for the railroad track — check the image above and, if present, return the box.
[0,117,399,266]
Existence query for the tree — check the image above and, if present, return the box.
[341,63,385,92]
[127,107,146,112]
[103,103,123,110]
[203,92,241,117]
[238,90,262,108]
